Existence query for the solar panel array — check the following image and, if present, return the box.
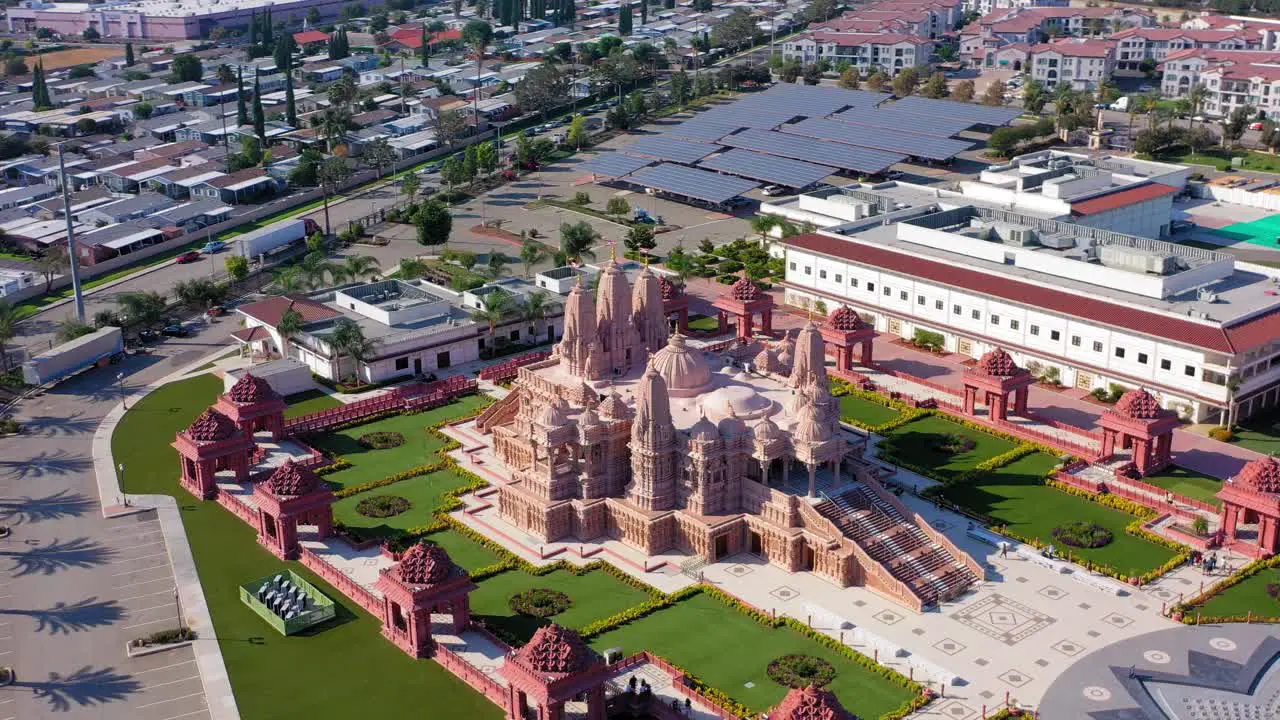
[620,136,721,164]
[890,96,1023,127]
[780,118,972,162]
[720,128,905,175]
[698,149,836,189]
[625,163,759,204]
[581,153,654,178]
[830,107,975,139]
[668,119,740,141]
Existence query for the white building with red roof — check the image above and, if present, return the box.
[769,179,1280,425]
[1027,38,1117,90]
[782,32,934,75]
[963,5,1150,66]
[1158,47,1280,118]
[1112,27,1261,75]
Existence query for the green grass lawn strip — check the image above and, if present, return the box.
[839,395,901,427]
[588,593,914,718]
[111,374,500,718]
[1229,413,1280,456]
[423,529,502,572]
[686,314,722,332]
[1196,567,1280,619]
[306,394,489,489]
[878,415,1018,481]
[1139,466,1224,508]
[471,569,651,644]
[282,388,344,419]
[939,453,1178,575]
[333,469,475,539]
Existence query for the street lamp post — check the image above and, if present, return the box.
[118,463,128,507]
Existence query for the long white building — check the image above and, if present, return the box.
[765,181,1280,425]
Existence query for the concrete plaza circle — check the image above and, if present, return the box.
[1040,622,1280,718]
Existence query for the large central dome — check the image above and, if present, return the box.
[649,333,712,397]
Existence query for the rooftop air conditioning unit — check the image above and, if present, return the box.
[1197,288,1220,303]
[1007,227,1037,246]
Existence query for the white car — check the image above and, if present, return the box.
[761,184,788,196]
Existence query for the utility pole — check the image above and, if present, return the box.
[57,144,85,323]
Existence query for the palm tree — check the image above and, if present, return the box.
[1188,82,1207,128]
[470,291,512,355]
[520,290,550,344]
[328,317,371,380]
[556,221,599,266]
[271,267,307,294]
[337,254,381,284]
[0,299,18,374]
[486,252,510,280]
[751,215,779,250]
[321,107,351,154]
[277,307,305,360]
[520,238,547,277]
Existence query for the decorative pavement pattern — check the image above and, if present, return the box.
[949,593,1056,645]
[1041,624,1280,719]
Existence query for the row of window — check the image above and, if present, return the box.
[799,264,1202,378]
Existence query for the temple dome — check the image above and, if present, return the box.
[753,347,776,373]
[826,306,868,332]
[538,396,570,427]
[771,686,856,720]
[515,624,599,675]
[977,347,1020,377]
[599,389,631,420]
[395,542,457,586]
[227,373,279,404]
[688,413,721,443]
[1113,389,1163,420]
[728,275,761,301]
[718,405,748,437]
[185,408,238,442]
[1236,456,1280,495]
[702,385,774,420]
[262,460,321,497]
[650,334,712,397]
[792,404,833,443]
[753,415,782,442]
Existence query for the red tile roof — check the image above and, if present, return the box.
[1068,183,1177,216]
[784,233,1245,353]
[386,26,463,49]
[231,326,271,343]
[237,295,340,327]
[294,30,330,45]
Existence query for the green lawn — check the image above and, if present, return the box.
[589,593,915,719]
[1197,567,1280,619]
[423,529,502,572]
[877,415,1018,481]
[839,395,901,427]
[1140,466,1224,509]
[938,454,1179,576]
[1230,412,1280,456]
[471,569,651,644]
[333,469,475,540]
[306,394,490,490]
[194,349,239,372]
[283,389,343,419]
[686,313,722,332]
[111,374,501,719]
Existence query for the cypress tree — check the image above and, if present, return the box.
[32,61,50,109]
[618,2,632,35]
[640,0,647,26]
[125,42,135,67]
[252,70,265,142]
[248,9,258,48]
[237,67,248,126]
[285,53,297,128]
[263,7,273,49]
[328,27,339,59]
[421,23,430,65]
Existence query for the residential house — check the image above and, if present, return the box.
[1112,27,1260,75]
[1028,39,1116,90]
[190,168,279,204]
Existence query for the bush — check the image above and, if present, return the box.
[355,495,411,518]
[357,431,405,449]
[1192,515,1210,536]
[1051,521,1113,549]
[572,191,591,206]
[508,588,571,617]
[132,627,197,647]
[1208,426,1234,442]
[939,433,976,455]
[716,274,737,284]
[1090,387,1110,402]
[766,654,836,689]
[912,328,944,351]
[0,418,20,435]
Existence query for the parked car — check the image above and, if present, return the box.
[137,328,159,343]
[884,170,904,180]
[175,250,201,264]
[724,196,752,208]
[1138,84,1154,92]
[1250,121,1266,131]
[423,163,440,174]
[161,324,191,338]
[761,184,788,196]
[201,240,226,254]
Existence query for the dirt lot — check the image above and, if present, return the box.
[31,45,123,71]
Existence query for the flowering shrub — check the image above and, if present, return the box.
[355,495,410,518]
[1052,521,1113,549]
[509,588,571,617]
[939,433,977,455]
[357,431,405,449]
[767,654,836,688]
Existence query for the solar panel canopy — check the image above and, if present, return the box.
[780,117,971,161]
[621,136,721,164]
[625,163,758,203]
[698,149,835,189]
[830,107,975,138]
[581,153,653,178]
[889,96,1023,126]
[720,128,905,174]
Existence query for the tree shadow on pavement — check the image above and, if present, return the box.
[3,537,118,577]
[0,597,125,634]
[0,490,97,525]
[17,666,141,713]
[17,412,99,437]
[0,449,93,482]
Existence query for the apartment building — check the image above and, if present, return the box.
[1028,39,1116,91]
[782,33,934,75]
[770,183,1280,425]
[1160,47,1280,118]
[964,0,1067,17]
[963,6,1151,66]
[1112,27,1260,75]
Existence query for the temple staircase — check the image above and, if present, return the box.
[474,388,521,434]
[816,485,978,608]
